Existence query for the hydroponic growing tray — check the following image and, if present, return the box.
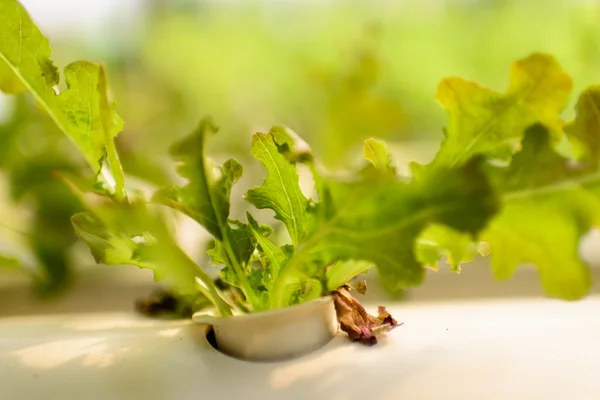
[2,296,599,400]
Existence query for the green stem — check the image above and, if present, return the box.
[103,139,127,203]
[270,243,312,309]
[221,228,260,310]
[183,255,233,317]
[98,66,127,202]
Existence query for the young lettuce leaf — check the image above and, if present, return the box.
[363,137,394,173]
[153,119,262,309]
[153,119,239,240]
[418,75,600,300]
[416,224,489,272]
[410,54,575,276]
[0,0,126,201]
[245,131,310,246]
[433,53,572,168]
[251,128,499,308]
[71,201,233,316]
[565,87,600,168]
[246,213,291,307]
[481,86,600,300]
[308,156,497,292]
[326,260,374,291]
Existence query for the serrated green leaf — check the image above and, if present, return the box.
[154,119,263,308]
[71,205,194,292]
[363,138,392,172]
[245,130,309,245]
[415,224,487,272]
[153,119,242,240]
[269,125,327,211]
[565,88,600,168]
[271,155,499,307]
[0,0,58,94]
[269,125,314,164]
[71,212,136,266]
[0,0,126,199]
[207,220,255,270]
[58,63,122,168]
[434,53,572,167]
[246,213,287,278]
[71,203,233,315]
[244,213,293,310]
[483,119,600,300]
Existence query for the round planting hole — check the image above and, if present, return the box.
[205,326,218,350]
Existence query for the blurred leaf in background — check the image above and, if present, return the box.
[0,95,85,295]
[132,0,600,165]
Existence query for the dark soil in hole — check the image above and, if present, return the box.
[135,289,193,318]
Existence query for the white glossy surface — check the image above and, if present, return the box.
[2,297,600,399]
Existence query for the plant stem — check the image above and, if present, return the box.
[183,255,233,317]
[221,228,260,310]
[103,139,127,203]
[98,66,128,202]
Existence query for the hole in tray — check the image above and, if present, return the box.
[202,324,337,364]
[206,326,218,350]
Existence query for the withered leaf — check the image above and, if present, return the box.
[331,286,402,345]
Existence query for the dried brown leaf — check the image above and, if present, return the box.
[331,286,402,345]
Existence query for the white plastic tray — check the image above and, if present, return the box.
[2,296,600,400]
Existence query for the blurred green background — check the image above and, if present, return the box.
[1,0,600,311]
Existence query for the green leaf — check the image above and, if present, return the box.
[154,119,262,308]
[565,87,600,168]
[247,213,287,283]
[71,203,233,315]
[245,129,309,245]
[483,120,600,300]
[326,260,374,291]
[0,0,126,199]
[433,53,572,167]
[0,254,23,270]
[207,220,255,271]
[0,0,58,95]
[71,205,194,292]
[363,138,392,173]
[415,224,489,272]
[0,59,25,93]
[153,119,241,240]
[71,212,137,267]
[271,155,499,307]
[0,93,87,295]
[269,125,315,164]
[59,62,124,172]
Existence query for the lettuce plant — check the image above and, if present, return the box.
[2,0,600,344]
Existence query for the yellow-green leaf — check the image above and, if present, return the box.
[434,53,572,167]
[484,121,600,300]
[565,87,600,168]
[0,0,126,199]
[364,138,392,172]
[416,224,488,273]
[245,129,309,246]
